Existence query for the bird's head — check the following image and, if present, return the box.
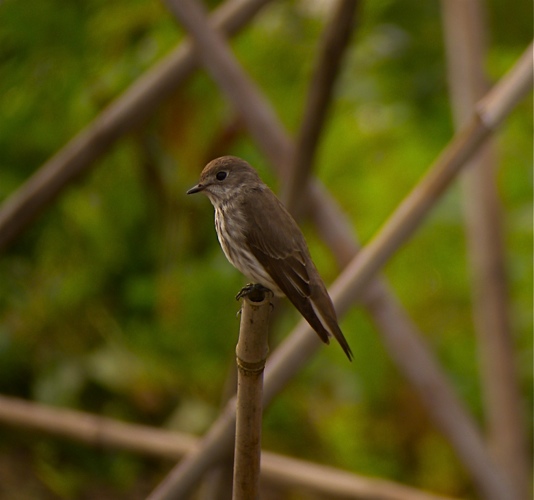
[187,156,263,205]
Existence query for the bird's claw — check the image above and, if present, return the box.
[236,283,273,303]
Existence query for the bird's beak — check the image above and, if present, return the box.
[187,183,205,194]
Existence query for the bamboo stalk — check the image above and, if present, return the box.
[441,3,530,498]
[282,0,360,214]
[233,291,271,500]
[146,43,533,500]
[0,394,458,500]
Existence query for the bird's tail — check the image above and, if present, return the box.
[310,299,353,361]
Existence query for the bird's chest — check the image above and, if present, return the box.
[214,205,247,261]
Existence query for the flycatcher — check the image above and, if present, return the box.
[187,156,352,361]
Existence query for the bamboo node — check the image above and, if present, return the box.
[235,357,267,373]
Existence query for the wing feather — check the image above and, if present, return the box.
[242,190,331,344]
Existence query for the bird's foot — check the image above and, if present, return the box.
[236,283,273,303]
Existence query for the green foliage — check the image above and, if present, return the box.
[0,0,531,498]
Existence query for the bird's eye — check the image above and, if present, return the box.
[216,171,227,181]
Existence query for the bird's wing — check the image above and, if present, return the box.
[242,190,332,345]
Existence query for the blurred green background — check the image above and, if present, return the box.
[0,0,532,498]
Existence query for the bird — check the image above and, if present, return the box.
[187,156,353,361]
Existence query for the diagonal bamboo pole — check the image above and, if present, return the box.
[282,0,360,215]
[146,38,533,500]
[0,0,274,251]
[441,3,530,498]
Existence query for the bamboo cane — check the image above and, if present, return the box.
[233,291,272,500]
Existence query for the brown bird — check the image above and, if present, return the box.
[187,156,352,361]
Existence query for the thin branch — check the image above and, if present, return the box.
[282,0,360,214]
[441,3,531,498]
[147,42,533,500]
[0,395,459,500]
[0,0,274,251]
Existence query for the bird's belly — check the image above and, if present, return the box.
[215,210,283,296]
